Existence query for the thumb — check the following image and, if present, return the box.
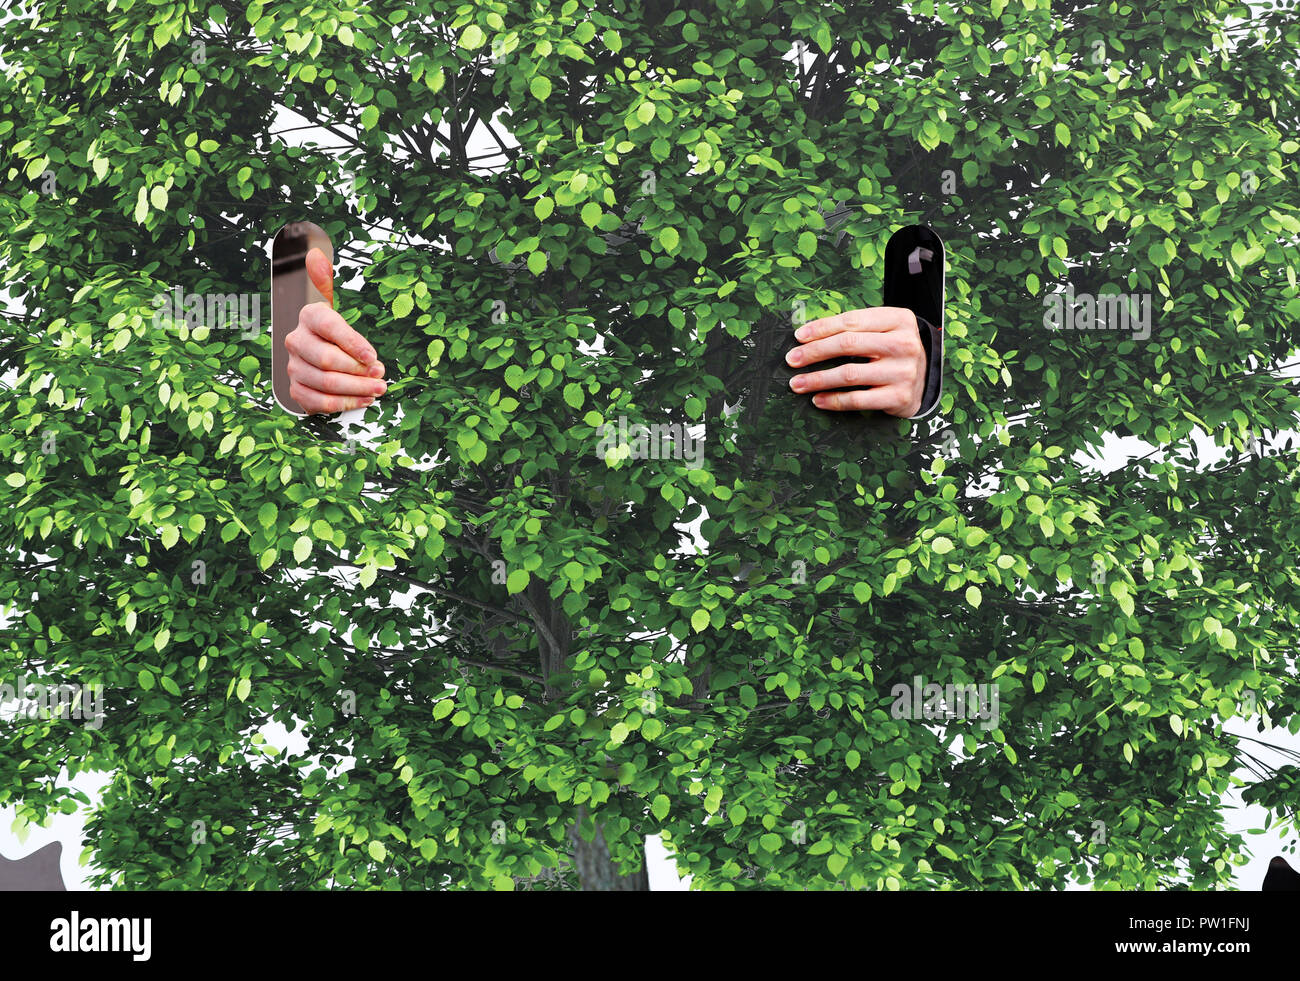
[305,246,334,309]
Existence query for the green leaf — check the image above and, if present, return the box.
[811,21,833,54]
[530,76,552,101]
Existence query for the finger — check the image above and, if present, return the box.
[305,246,334,309]
[288,354,388,398]
[794,306,914,342]
[809,387,898,412]
[298,302,377,367]
[289,380,374,416]
[285,322,377,375]
[789,360,897,393]
[786,330,890,367]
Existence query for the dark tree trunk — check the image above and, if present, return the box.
[568,805,650,891]
[527,577,652,891]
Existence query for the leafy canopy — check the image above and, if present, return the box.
[1,0,1299,889]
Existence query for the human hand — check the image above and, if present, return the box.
[783,307,926,418]
[283,247,387,415]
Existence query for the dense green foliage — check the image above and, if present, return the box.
[1,0,1298,889]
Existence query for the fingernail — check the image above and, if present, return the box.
[786,350,802,365]
[373,383,386,395]
[795,326,809,341]
[789,377,805,391]
[360,348,376,362]
[359,398,374,408]
[367,363,385,377]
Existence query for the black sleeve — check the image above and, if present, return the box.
[910,314,944,420]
